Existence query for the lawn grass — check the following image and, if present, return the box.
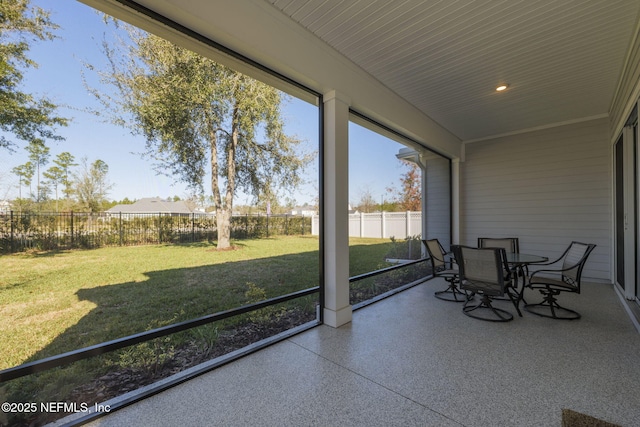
[0,236,319,370]
[0,235,394,371]
[348,237,396,276]
[0,235,405,425]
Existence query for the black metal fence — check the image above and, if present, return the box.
[0,211,312,253]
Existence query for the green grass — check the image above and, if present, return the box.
[0,235,394,371]
[0,235,402,425]
[349,236,430,305]
[0,237,320,370]
[349,237,396,276]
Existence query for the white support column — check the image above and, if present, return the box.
[323,90,352,327]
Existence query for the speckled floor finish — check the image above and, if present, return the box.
[75,280,640,427]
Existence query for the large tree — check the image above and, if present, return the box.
[0,0,67,151]
[386,160,421,211]
[25,138,49,201]
[43,164,64,210]
[74,158,112,212]
[51,151,77,201]
[354,187,377,213]
[90,24,309,248]
[11,161,33,199]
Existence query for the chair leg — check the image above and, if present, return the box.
[462,294,513,322]
[524,288,580,320]
[505,288,523,317]
[494,276,523,316]
[515,268,528,306]
[495,273,526,307]
[434,278,468,302]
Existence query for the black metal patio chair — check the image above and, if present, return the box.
[477,237,519,254]
[422,239,465,302]
[478,237,523,310]
[523,241,596,320]
[452,245,517,322]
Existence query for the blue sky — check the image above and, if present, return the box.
[0,0,408,207]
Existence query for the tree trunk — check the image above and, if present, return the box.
[206,110,229,249]
[215,99,239,250]
[216,209,232,249]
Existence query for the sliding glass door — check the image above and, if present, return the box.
[615,105,638,304]
[615,134,625,291]
[635,115,640,305]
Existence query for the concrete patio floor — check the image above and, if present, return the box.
[74,279,640,427]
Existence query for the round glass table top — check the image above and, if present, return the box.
[505,253,548,265]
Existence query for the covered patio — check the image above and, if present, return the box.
[72,278,640,426]
[78,0,640,321]
[64,0,640,425]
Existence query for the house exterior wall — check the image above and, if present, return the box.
[424,156,451,249]
[460,117,611,282]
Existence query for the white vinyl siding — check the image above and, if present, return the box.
[460,117,611,282]
[424,156,451,249]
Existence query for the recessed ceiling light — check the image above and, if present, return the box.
[496,84,509,92]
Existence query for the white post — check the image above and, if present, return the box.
[381,211,386,238]
[406,211,411,238]
[323,90,352,327]
[360,212,364,237]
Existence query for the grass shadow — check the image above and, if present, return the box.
[1,237,410,426]
[1,242,324,425]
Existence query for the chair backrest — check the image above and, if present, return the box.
[560,241,596,286]
[477,237,519,253]
[423,239,446,271]
[453,245,506,296]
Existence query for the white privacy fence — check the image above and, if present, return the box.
[311,211,422,239]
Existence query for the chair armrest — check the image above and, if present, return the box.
[527,256,570,276]
[529,269,562,279]
[529,258,561,267]
[443,251,457,265]
[530,258,585,276]
[443,261,457,270]
[529,265,579,283]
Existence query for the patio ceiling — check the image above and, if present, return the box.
[97,0,640,143]
[264,0,640,142]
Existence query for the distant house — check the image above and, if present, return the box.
[0,200,11,214]
[288,206,317,217]
[106,198,193,216]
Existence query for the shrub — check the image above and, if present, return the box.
[384,234,423,260]
[244,283,287,325]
